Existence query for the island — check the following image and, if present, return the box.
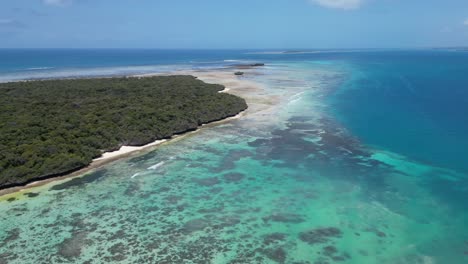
[234,63,266,69]
[0,75,248,189]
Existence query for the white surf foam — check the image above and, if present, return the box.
[148,161,165,170]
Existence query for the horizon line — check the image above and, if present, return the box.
[0,47,466,51]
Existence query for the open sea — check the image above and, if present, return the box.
[1,49,468,263]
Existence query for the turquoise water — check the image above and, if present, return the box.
[1,50,468,263]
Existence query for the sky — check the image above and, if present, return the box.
[0,0,467,49]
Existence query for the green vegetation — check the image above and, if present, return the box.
[0,75,247,188]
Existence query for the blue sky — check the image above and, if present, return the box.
[0,0,467,49]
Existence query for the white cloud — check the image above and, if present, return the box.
[464,19,468,26]
[309,0,365,10]
[43,0,72,6]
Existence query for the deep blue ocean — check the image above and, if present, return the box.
[1,49,468,263]
[326,51,468,173]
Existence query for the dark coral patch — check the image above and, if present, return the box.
[0,228,20,247]
[262,247,287,263]
[213,216,241,229]
[263,233,287,245]
[223,172,245,183]
[319,245,351,262]
[164,195,182,204]
[106,242,127,262]
[24,192,39,198]
[109,230,127,241]
[376,231,386,237]
[208,187,223,194]
[263,213,305,224]
[124,183,141,196]
[215,149,253,171]
[57,232,87,260]
[322,245,338,256]
[181,218,209,234]
[299,227,342,245]
[50,169,108,191]
[313,258,331,264]
[365,228,387,238]
[192,177,220,187]
[198,205,224,214]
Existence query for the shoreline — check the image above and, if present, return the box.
[0,69,262,197]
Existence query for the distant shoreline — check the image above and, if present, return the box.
[0,68,266,198]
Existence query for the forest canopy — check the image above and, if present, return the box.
[0,75,247,188]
